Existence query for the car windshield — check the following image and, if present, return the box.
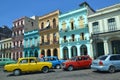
[97,55,108,60]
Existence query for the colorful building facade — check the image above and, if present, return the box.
[59,2,94,59]
[39,10,60,58]
[88,3,120,58]
[12,17,24,60]
[23,16,40,58]
[0,38,12,59]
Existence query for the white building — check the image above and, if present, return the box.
[88,3,120,58]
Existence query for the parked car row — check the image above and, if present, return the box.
[3,54,120,76]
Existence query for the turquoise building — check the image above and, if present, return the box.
[24,30,40,57]
[23,16,40,58]
[59,2,94,59]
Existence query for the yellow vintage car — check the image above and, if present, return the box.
[4,57,52,76]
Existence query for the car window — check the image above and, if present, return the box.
[110,55,120,61]
[20,59,28,64]
[50,58,56,61]
[97,55,108,60]
[30,59,36,63]
[44,58,49,61]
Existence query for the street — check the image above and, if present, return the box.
[0,67,120,80]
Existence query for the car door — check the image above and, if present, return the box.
[77,56,85,68]
[0,58,4,66]
[109,55,120,70]
[19,59,29,71]
[29,59,38,71]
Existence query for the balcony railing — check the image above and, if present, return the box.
[61,38,89,44]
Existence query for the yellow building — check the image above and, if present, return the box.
[39,10,60,58]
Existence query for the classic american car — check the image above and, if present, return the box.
[4,57,52,76]
[62,55,92,71]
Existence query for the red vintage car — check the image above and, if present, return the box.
[62,55,92,71]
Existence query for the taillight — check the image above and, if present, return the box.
[99,61,103,66]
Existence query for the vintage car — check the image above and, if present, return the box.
[0,58,16,66]
[62,55,92,71]
[43,56,66,69]
[4,57,52,76]
[91,54,120,73]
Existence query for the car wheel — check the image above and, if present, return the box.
[56,65,61,69]
[109,66,115,73]
[42,67,49,73]
[68,66,73,71]
[13,69,21,76]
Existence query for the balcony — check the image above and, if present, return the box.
[40,41,59,49]
[39,26,58,35]
[12,25,24,31]
[60,26,88,35]
[61,38,89,46]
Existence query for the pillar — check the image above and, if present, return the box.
[104,39,109,55]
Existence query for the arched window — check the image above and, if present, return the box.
[63,47,69,59]
[71,46,77,57]
[53,48,58,56]
[47,49,51,56]
[80,45,87,55]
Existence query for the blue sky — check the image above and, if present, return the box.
[0,0,120,28]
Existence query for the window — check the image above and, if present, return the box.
[30,59,36,63]
[79,16,84,28]
[53,18,56,28]
[53,33,56,42]
[63,36,67,42]
[71,22,74,30]
[92,22,99,33]
[62,21,66,31]
[108,18,116,31]
[20,59,28,64]
[31,22,34,26]
[72,34,75,41]
[110,55,120,61]
[80,33,84,40]
[41,22,44,29]
[98,55,108,60]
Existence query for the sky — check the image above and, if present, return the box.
[0,0,120,28]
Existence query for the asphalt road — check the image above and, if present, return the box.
[0,67,120,80]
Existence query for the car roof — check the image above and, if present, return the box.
[107,54,120,56]
[18,57,37,60]
[44,56,58,58]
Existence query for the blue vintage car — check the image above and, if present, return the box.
[91,54,120,73]
[43,56,66,69]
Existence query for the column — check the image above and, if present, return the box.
[68,46,71,59]
[77,45,80,56]
[51,49,53,56]
[45,49,47,57]
[60,47,63,59]
[104,39,109,55]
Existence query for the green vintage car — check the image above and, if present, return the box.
[0,58,16,66]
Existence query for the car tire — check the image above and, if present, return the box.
[68,66,73,71]
[108,66,115,73]
[56,65,61,69]
[42,67,49,73]
[13,69,21,76]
